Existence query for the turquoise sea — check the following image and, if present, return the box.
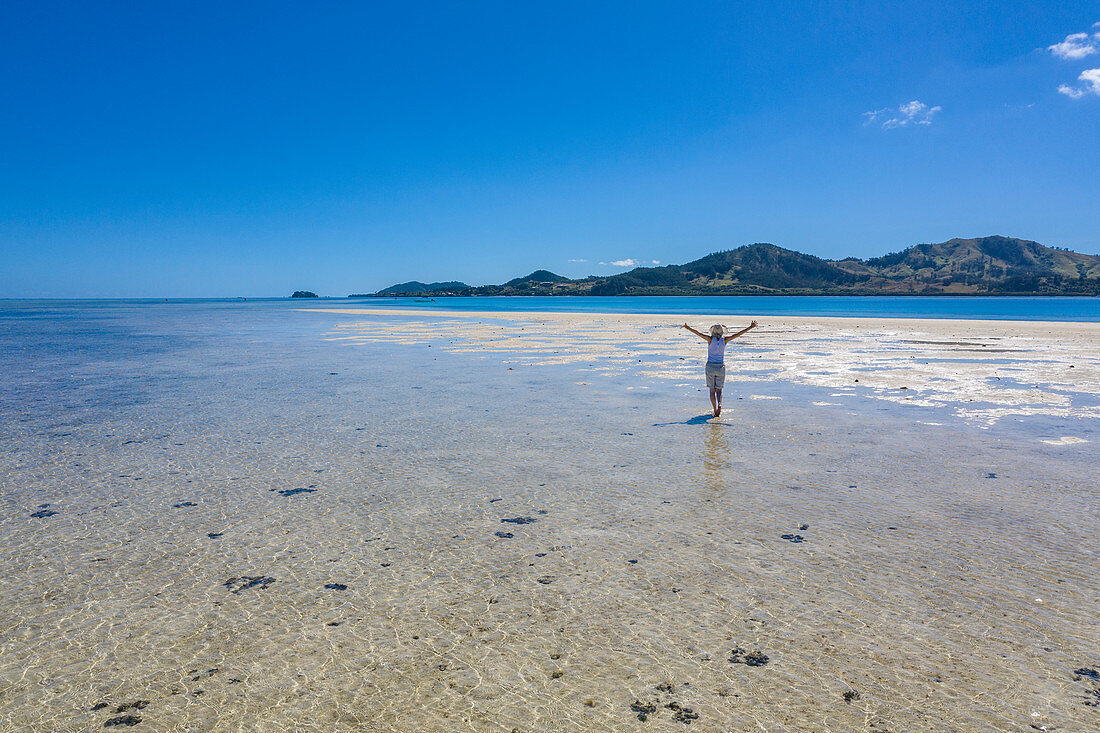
[340,295,1100,321]
[3,294,1099,321]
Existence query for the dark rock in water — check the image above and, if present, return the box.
[103,714,142,727]
[666,701,699,723]
[489,498,502,503]
[91,702,109,711]
[224,576,275,593]
[494,531,514,539]
[729,647,769,666]
[325,583,348,591]
[326,621,341,627]
[551,671,564,679]
[843,689,860,703]
[1074,667,1099,680]
[536,576,554,584]
[30,509,58,518]
[501,517,537,525]
[278,488,315,496]
[380,562,391,567]
[114,701,149,713]
[631,700,658,721]
[628,559,638,564]
[172,501,197,508]
[207,532,223,539]
[655,682,674,693]
[536,510,549,515]
[535,553,547,557]
[780,534,805,543]
[799,523,809,531]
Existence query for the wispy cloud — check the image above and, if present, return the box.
[651,259,660,264]
[863,100,941,129]
[567,258,587,263]
[1058,67,1100,98]
[1048,25,1100,60]
[599,258,639,267]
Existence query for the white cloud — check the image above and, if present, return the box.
[1058,67,1100,98]
[567,258,587,263]
[651,259,660,264]
[599,258,639,267]
[1048,26,1100,60]
[863,100,941,129]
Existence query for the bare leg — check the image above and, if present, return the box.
[715,389,722,417]
[709,388,718,417]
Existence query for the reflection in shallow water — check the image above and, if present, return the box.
[0,302,1097,731]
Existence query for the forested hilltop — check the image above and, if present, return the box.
[355,236,1100,297]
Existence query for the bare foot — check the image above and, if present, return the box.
[716,405,721,417]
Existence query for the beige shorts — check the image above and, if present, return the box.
[705,361,725,389]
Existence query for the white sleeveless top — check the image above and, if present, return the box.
[707,336,725,364]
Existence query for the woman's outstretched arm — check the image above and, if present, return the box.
[725,320,758,342]
[681,323,711,341]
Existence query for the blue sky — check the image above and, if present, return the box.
[2,1,1098,297]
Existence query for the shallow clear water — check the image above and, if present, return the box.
[1,301,1098,731]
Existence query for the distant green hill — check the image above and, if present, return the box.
[360,236,1100,296]
[373,280,470,296]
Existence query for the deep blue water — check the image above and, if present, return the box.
[1,295,1099,322]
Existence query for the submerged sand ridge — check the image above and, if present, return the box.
[1,301,1098,731]
[308,307,1100,427]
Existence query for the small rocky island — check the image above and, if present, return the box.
[290,291,318,298]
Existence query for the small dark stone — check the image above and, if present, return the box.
[536,576,554,584]
[1074,667,1099,680]
[730,647,769,666]
[780,534,805,543]
[103,714,142,727]
[535,553,547,557]
[743,651,769,666]
[666,701,699,723]
[326,621,341,626]
[501,517,537,525]
[628,559,638,564]
[631,700,658,721]
[985,473,997,478]
[842,689,860,703]
[495,532,514,539]
[551,671,564,679]
[172,501,197,508]
[224,576,275,593]
[324,583,348,591]
[114,700,149,713]
[30,510,58,518]
[656,682,674,693]
[277,488,315,496]
[489,498,502,503]
[380,562,391,567]
[207,532,224,539]
[798,524,809,531]
[536,510,549,515]
[91,702,108,711]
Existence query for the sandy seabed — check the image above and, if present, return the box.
[1,304,1098,732]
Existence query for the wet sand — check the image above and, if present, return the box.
[1,303,1098,731]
